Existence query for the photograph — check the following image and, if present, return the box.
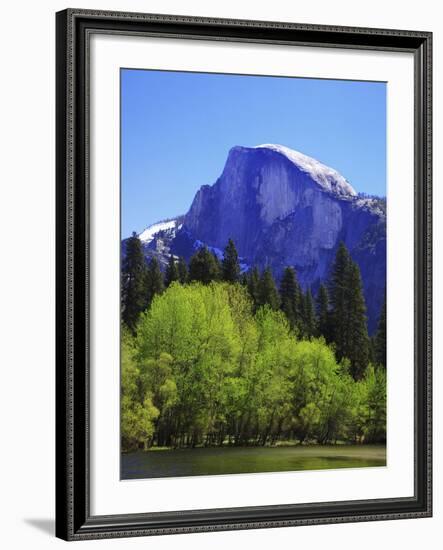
[53,7,432,541]
[119,68,387,480]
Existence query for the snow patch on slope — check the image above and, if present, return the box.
[255,144,357,197]
[139,220,177,244]
[354,196,386,218]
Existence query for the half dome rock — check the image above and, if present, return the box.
[183,144,385,333]
[185,144,361,260]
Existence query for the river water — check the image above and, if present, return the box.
[121,444,386,479]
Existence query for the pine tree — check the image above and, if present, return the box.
[302,288,317,339]
[240,272,249,287]
[246,266,261,310]
[279,267,299,330]
[177,257,188,284]
[316,284,331,342]
[222,238,240,283]
[146,257,164,307]
[121,232,148,332]
[188,246,220,284]
[329,242,370,379]
[345,262,370,380]
[164,255,179,287]
[374,293,387,368]
[212,252,222,280]
[257,267,280,310]
[329,242,352,362]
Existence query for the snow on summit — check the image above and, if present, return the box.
[255,144,357,197]
[139,219,177,243]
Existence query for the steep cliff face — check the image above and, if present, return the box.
[185,145,357,260]
[130,144,386,333]
[183,145,385,333]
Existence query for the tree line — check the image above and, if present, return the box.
[122,234,386,377]
[121,282,386,452]
[121,234,386,452]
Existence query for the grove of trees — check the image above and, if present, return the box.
[121,236,387,452]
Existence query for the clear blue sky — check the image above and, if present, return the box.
[121,69,386,238]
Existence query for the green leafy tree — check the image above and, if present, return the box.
[136,282,243,447]
[373,293,387,368]
[139,352,178,447]
[222,238,240,283]
[348,365,386,443]
[121,329,159,450]
[364,366,387,442]
[177,257,188,284]
[189,246,220,284]
[289,339,352,444]
[124,280,385,449]
[257,267,280,310]
[253,307,294,445]
[121,232,148,332]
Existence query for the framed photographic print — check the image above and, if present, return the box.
[55,8,432,540]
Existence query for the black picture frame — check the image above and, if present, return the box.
[55,8,432,541]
